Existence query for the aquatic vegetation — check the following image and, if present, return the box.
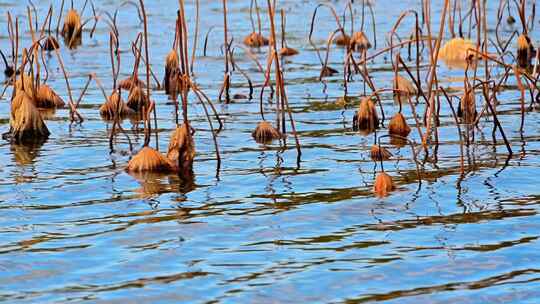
[439,38,476,68]
[164,50,179,95]
[0,50,14,78]
[517,34,534,69]
[43,36,60,51]
[5,1,540,300]
[9,91,50,143]
[349,31,371,52]
[167,124,196,176]
[388,113,411,138]
[127,146,175,173]
[61,9,82,48]
[370,144,392,161]
[99,91,133,119]
[127,85,149,112]
[458,87,477,124]
[252,121,282,143]
[393,74,416,103]
[243,0,269,48]
[373,172,395,197]
[353,98,378,132]
[333,34,350,46]
[0,0,538,199]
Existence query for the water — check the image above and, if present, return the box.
[1,0,540,302]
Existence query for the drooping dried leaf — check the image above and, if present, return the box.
[333,33,350,46]
[370,145,392,161]
[118,76,146,90]
[43,36,60,51]
[164,50,179,95]
[349,31,371,52]
[388,113,411,137]
[99,91,134,119]
[243,32,269,48]
[458,88,477,124]
[353,98,379,132]
[373,172,395,197]
[127,85,150,112]
[280,47,299,56]
[62,9,82,48]
[393,74,417,104]
[9,91,50,143]
[320,66,338,78]
[126,146,175,173]
[252,121,282,143]
[439,38,477,69]
[35,85,65,108]
[517,34,534,69]
[167,124,196,176]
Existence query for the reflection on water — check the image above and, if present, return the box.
[130,171,196,199]
[0,0,540,303]
[10,141,44,166]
